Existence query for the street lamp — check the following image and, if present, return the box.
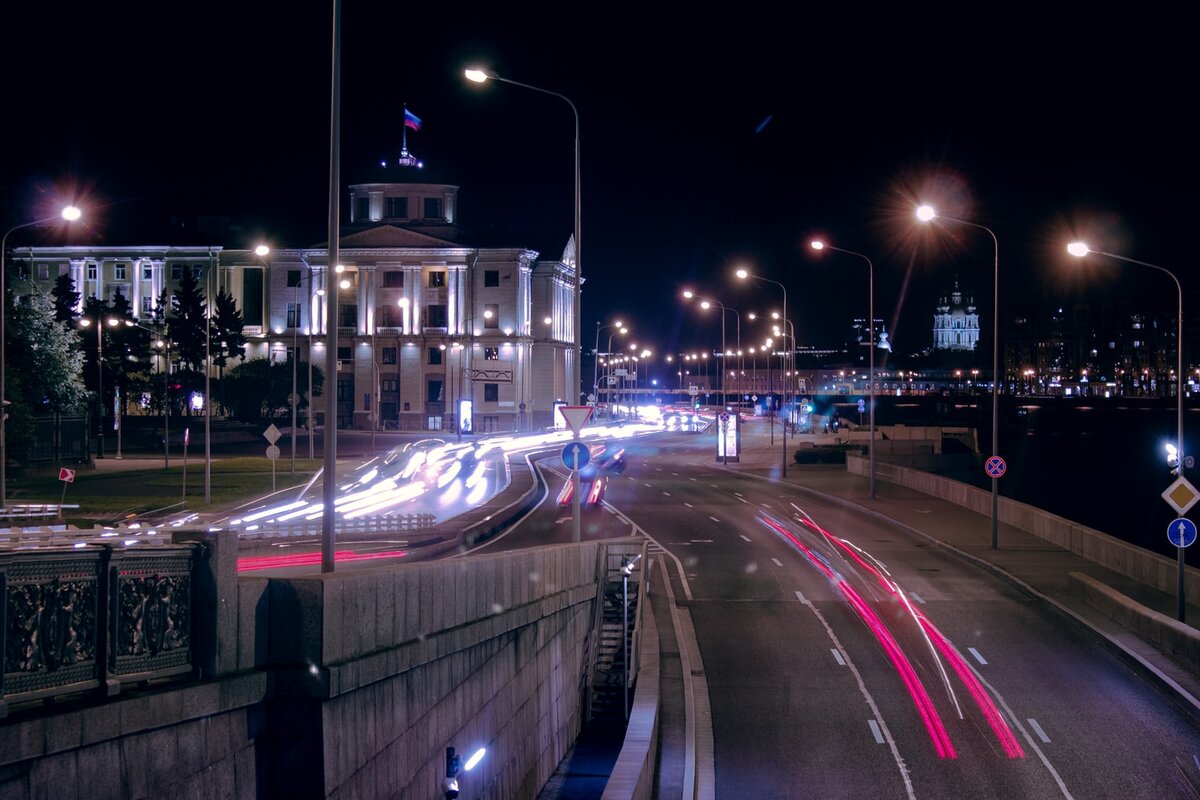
[2,205,81,508]
[683,290,740,412]
[125,319,172,468]
[734,268,790,477]
[79,314,120,460]
[604,324,629,414]
[810,240,876,500]
[1068,241,1188,621]
[917,204,1002,549]
[466,66,582,406]
[594,319,624,408]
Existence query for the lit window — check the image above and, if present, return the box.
[427,271,446,288]
[484,347,499,361]
[114,263,127,280]
[143,265,154,280]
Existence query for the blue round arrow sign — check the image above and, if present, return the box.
[561,442,591,471]
[1168,517,1198,548]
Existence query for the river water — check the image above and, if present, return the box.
[819,394,1196,561]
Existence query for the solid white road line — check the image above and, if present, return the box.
[794,591,808,605]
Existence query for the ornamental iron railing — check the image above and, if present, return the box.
[1,542,200,717]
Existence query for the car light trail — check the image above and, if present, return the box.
[237,548,409,572]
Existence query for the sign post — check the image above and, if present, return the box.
[558,405,594,542]
[182,427,190,502]
[1163,476,1200,621]
[264,424,282,494]
[57,467,75,520]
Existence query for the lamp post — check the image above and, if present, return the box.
[810,241,876,500]
[918,205,1001,549]
[466,67,582,407]
[1068,241,1188,621]
[124,320,171,468]
[682,291,740,412]
[2,206,82,507]
[734,269,790,476]
[603,325,629,415]
[79,314,118,461]
[594,319,624,408]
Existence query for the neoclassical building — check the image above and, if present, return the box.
[10,180,577,434]
[932,282,979,351]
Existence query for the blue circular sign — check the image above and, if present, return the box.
[561,442,591,471]
[985,456,1007,478]
[1168,518,1198,548]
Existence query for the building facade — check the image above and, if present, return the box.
[11,180,576,434]
[932,282,979,351]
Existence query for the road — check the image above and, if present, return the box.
[488,429,1200,799]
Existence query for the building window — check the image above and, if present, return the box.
[287,269,302,288]
[87,263,98,281]
[377,304,400,327]
[36,263,49,280]
[484,303,499,329]
[355,196,369,221]
[382,270,404,288]
[114,264,127,280]
[142,296,154,314]
[484,347,499,361]
[287,302,302,328]
[143,264,154,280]
[428,347,443,365]
[192,266,204,279]
[338,304,357,328]
[484,270,500,287]
[15,263,29,281]
[385,196,407,218]
[427,271,446,288]
[337,346,352,361]
[424,197,442,220]
[381,377,399,393]
[425,304,447,327]
[382,347,397,365]
[484,383,499,402]
[171,263,184,280]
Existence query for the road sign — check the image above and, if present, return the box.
[263,424,281,444]
[58,467,76,483]
[1163,476,1200,515]
[266,445,281,461]
[858,398,866,413]
[984,455,1007,478]
[752,394,758,402]
[561,441,591,471]
[1168,518,1198,548]
[719,412,730,426]
[558,405,594,434]
[689,385,700,397]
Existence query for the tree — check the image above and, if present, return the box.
[210,287,247,373]
[168,263,207,372]
[106,287,150,426]
[5,289,88,464]
[223,356,324,421]
[51,273,80,325]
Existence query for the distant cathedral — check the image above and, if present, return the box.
[932,282,979,351]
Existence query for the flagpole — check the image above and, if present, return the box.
[402,103,409,153]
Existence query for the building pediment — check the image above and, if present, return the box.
[336,225,457,248]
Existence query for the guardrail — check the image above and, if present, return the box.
[0,541,201,717]
[237,513,438,540]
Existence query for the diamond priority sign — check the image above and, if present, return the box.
[1162,476,1200,515]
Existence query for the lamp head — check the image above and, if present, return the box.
[61,205,82,221]
[735,268,749,279]
[1067,242,1091,258]
[681,290,694,299]
[464,67,498,83]
[810,240,825,250]
[254,244,270,257]
[700,300,711,310]
[398,297,409,307]
[916,205,937,222]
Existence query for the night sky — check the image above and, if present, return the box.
[4,4,1196,384]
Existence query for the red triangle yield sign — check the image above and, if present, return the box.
[558,405,594,434]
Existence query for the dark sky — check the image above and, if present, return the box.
[4,4,1196,383]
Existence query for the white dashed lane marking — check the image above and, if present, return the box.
[709,516,721,523]
[739,534,751,543]
[771,558,783,567]
[867,720,886,744]
[831,649,845,666]
[968,647,988,665]
[684,502,694,508]
[1027,719,1051,743]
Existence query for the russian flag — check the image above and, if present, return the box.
[404,109,422,131]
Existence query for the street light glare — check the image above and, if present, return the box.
[463,748,486,771]
[464,68,493,83]
[810,240,825,250]
[1067,242,1091,258]
[700,300,711,309]
[255,244,270,257]
[735,268,749,279]
[916,204,937,222]
[61,205,82,221]
[681,290,694,299]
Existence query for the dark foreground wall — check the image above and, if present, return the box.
[2,535,632,799]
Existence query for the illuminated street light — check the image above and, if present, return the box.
[918,204,1002,549]
[735,267,790,476]
[2,204,81,508]
[811,239,876,500]
[466,66,582,405]
[1069,240,1188,620]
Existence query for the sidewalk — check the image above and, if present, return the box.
[721,416,1200,716]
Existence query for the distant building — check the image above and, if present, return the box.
[932,282,979,351]
[11,179,577,433]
